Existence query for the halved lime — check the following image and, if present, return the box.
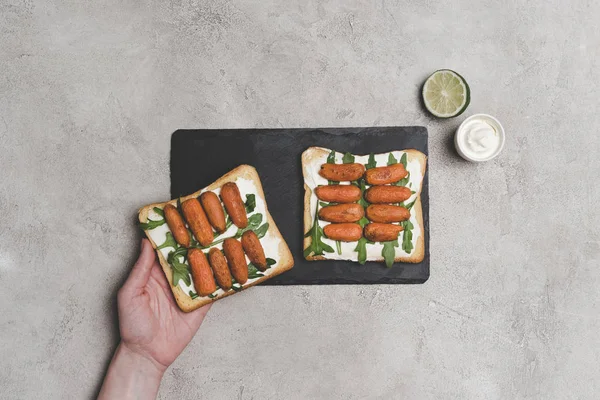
[422,69,470,118]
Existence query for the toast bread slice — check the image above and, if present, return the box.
[302,147,426,264]
[139,165,294,312]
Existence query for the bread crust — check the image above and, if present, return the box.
[138,165,294,312]
[302,147,427,264]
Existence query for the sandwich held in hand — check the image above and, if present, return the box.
[138,165,294,312]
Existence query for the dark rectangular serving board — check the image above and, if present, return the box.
[171,127,429,285]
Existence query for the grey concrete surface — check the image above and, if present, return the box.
[1,0,599,399]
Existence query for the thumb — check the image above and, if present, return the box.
[121,239,156,296]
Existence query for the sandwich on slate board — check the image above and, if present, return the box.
[302,147,427,266]
[138,165,294,312]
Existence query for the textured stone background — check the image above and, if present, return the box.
[1,0,599,399]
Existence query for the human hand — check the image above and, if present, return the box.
[117,239,211,371]
[98,239,210,399]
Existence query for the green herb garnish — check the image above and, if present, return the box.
[394,153,410,186]
[319,201,332,207]
[404,200,416,210]
[139,207,166,230]
[327,150,336,164]
[396,173,410,186]
[197,213,267,249]
[157,232,177,250]
[168,251,191,287]
[254,223,269,239]
[382,239,399,268]
[244,194,256,213]
[358,217,369,228]
[304,202,334,257]
[266,258,276,267]
[357,178,370,228]
[231,284,242,292]
[208,293,217,299]
[342,152,355,164]
[247,263,265,279]
[189,291,199,299]
[327,150,338,184]
[366,153,377,169]
[168,246,188,262]
[399,152,408,168]
[357,180,369,209]
[400,220,414,254]
[387,153,398,165]
[336,240,342,255]
[354,237,369,265]
[236,213,263,237]
[139,218,166,230]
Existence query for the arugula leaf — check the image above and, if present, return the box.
[157,232,177,250]
[139,218,166,230]
[387,153,398,165]
[327,150,336,164]
[303,202,334,257]
[401,220,414,254]
[153,207,164,217]
[169,253,191,287]
[189,291,199,299]
[394,153,410,186]
[168,246,188,262]
[327,150,339,184]
[254,223,269,239]
[266,258,276,267]
[358,216,370,228]
[245,194,256,214]
[382,240,399,268]
[342,152,355,164]
[404,200,416,210]
[235,213,263,237]
[336,240,342,255]
[366,153,377,169]
[354,178,370,227]
[396,171,411,186]
[247,213,263,229]
[399,152,408,169]
[354,237,369,265]
[357,179,369,208]
[247,263,265,279]
[231,284,242,292]
[201,213,265,249]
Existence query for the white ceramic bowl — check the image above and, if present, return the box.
[454,114,505,162]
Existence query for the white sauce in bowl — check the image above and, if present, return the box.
[455,114,505,162]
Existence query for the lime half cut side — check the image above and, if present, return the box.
[422,69,470,118]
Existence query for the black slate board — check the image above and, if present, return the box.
[171,127,429,285]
